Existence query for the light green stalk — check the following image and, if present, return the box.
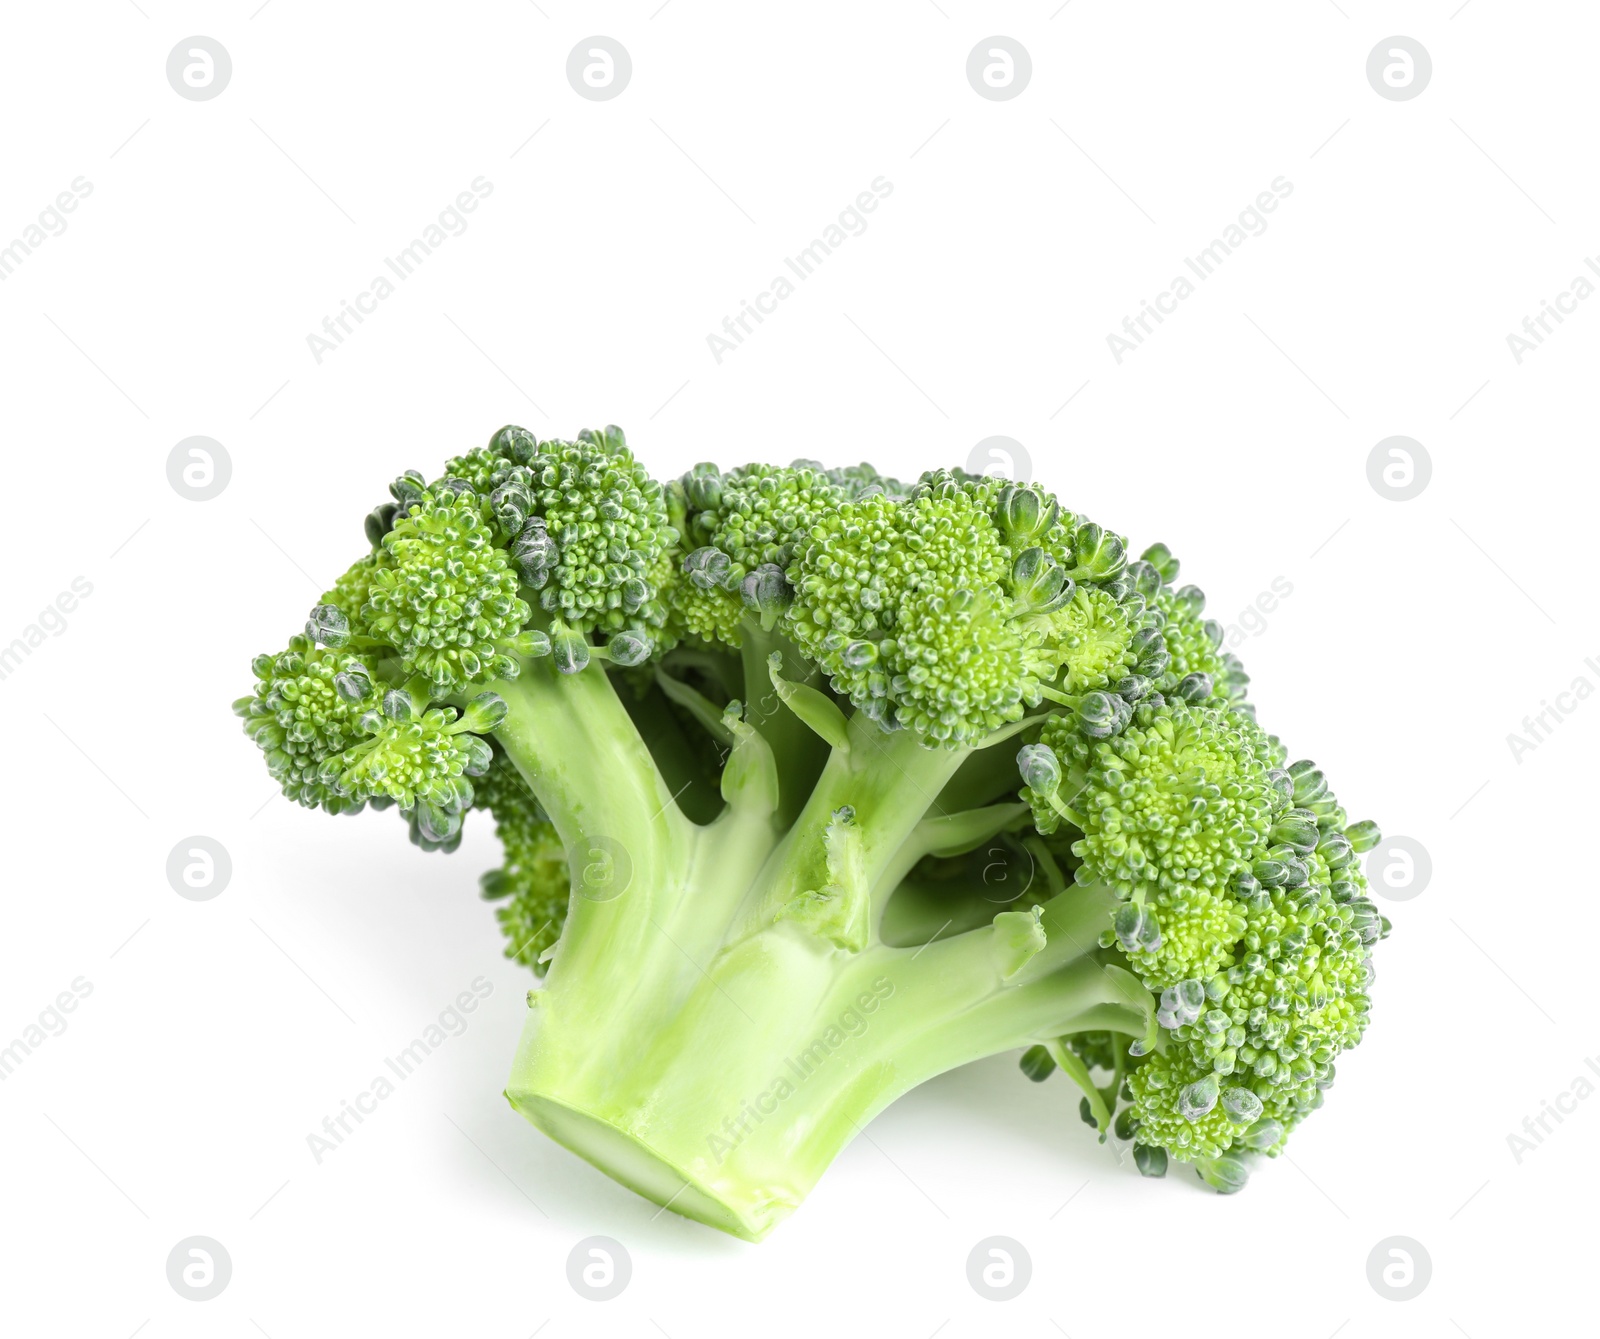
[492,660,1147,1241]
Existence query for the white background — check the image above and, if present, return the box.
[0,3,1592,1336]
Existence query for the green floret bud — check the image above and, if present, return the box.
[1063,521,1126,581]
[333,692,487,824]
[367,489,531,691]
[994,482,1061,548]
[1060,700,1286,893]
[683,460,846,574]
[1055,585,1161,692]
[1134,1144,1168,1177]
[792,485,1069,745]
[474,748,571,969]
[1140,541,1180,584]
[1135,544,1251,709]
[235,636,382,813]
[663,553,746,648]
[1127,1050,1241,1160]
[530,427,678,638]
[319,549,395,633]
[1019,1044,1057,1082]
[1194,1150,1252,1193]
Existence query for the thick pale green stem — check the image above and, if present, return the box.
[491,662,1148,1241]
[507,881,1127,1241]
[487,658,685,858]
[732,711,974,941]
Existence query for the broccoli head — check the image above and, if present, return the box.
[237,424,1389,1238]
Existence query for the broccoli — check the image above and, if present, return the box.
[236,425,1389,1241]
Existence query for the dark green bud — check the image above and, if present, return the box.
[1114,1107,1139,1141]
[509,628,551,659]
[410,799,463,849]
[1220,1087,1263,1125]
[1112,673,1154,703]
[1317,831,1355,869]
[1114,901,1162,954]
[460,691,507,733]
[740,563,792,619]
[606,630,651,667]
[1239,1118,1283,1152]
[488,424,539,463]
[551,627,590,675]
[1079,690,1132,738]
[621,578,651,614]
[576,424,626,452]
[1134,1144,1168,1178]
[683,545,733,593]
[1139,542,1179,584]
[1173,672,1214,703]
[511,519,558,587]
[333,666,372,703]
[365,502,398,546]
[1127,627,1169,679]
[433,476,475,500]
[1125,559,1162,600]
[1196,1151,1250,1194]
[1269,809,1320,853]
[381,689,414,721]
[389,470,427,510]
[1345,818,1382,853]
[1252,856,1297,888]
[680,463,723,511]
[1178,1076,1219,1121]
[1349,899,1385,945]
[1264,767,1293,804]
[1288,761,1328,806]
[1019,1044,1056,1082]
[842,640,878,670]
[305,603,350,648]
[996,483,1060,546]
[490,479,535,534]
[1011,547,1070,613]
[1158,978,1206,1029]
[1078,1096,1100,1131]
[1068,521,1127,580]
[459,735,493,776]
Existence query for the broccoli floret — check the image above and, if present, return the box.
[237,424,1389,1238]
[474,747,570,968]
[364,488,532,692]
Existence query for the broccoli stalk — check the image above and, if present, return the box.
[492,655,1147,1240]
